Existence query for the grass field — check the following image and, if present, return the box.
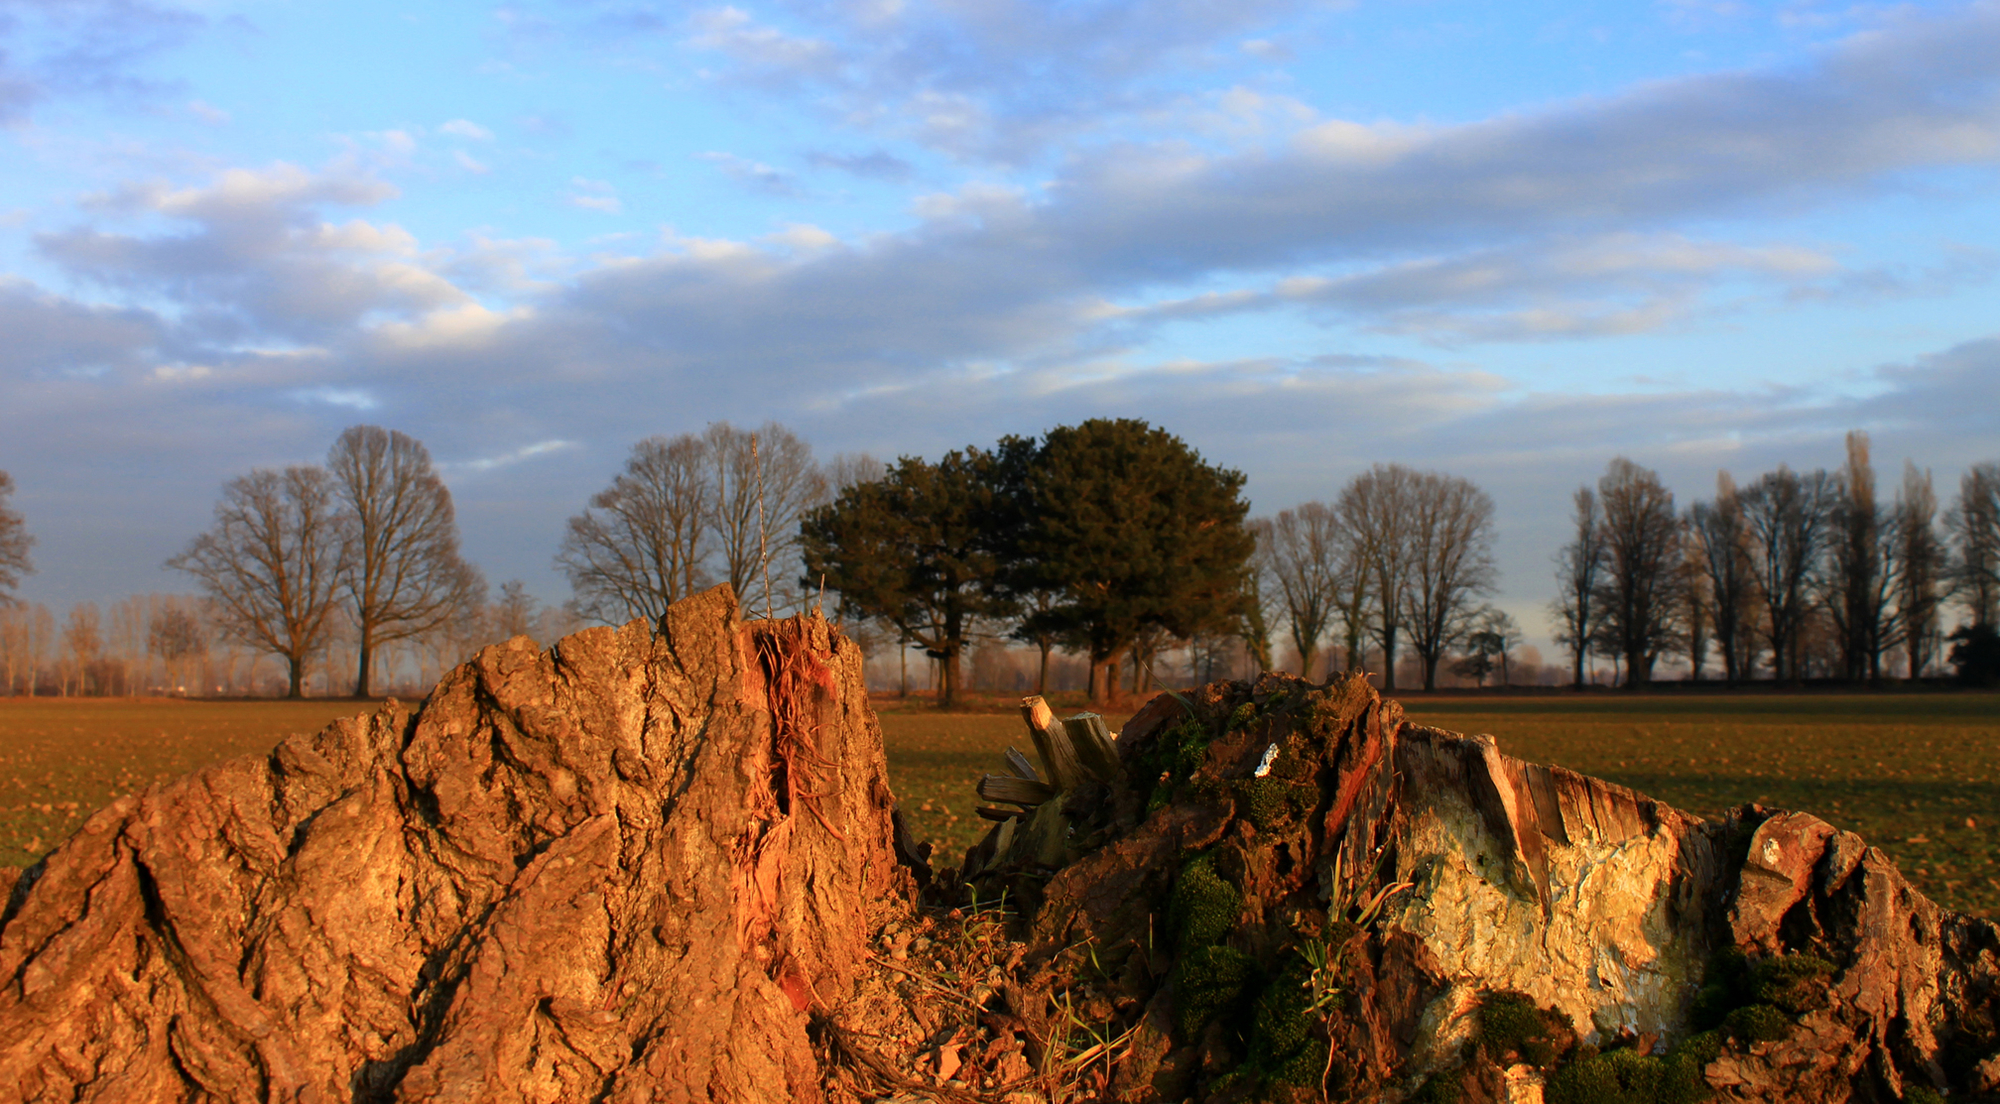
[3,690,1994,917]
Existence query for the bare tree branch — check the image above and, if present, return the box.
[1551,486,1607,689]
[1595,458,1683,687]
[0,471,33,606]
[1400,470,1497,691]
[328,426,485,698]
[558,435,716,624]
[1261,502,1346,678]
[705,422,825,617]
[167,467,350,698]
[1337,464,1418,691]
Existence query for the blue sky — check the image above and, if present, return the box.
[3,0,1998,654]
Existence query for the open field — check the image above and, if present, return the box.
[0,698,376,867]
[4,690,1995,917]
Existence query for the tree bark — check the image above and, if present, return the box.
[0,586,909,1102]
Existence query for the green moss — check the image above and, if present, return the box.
[1170,855,1242,950]
[1139,714,1218,809]
[1480,991,1564,1068]
[1722,1004,1791,1043]
[1904,1087,1946,1104]
[1227,702,1258,732]
[1173,944,1256,1037]
[1242,959,1331,1089]
[1407,1074,1463,1104]
[1543,1031,1719,1104]
[1233,768,1317,831]
[1751,953,1832,1015]
[1691,948,1829,1035]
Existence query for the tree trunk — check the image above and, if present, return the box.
[1381,626,1399,691]
[286,653,306,698]
[940,648,961,708]
[1035,640,1050,695]
[0,587,910,1103]
[1088,651,1121,707]
[353,629,375,698]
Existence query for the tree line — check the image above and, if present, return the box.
[1551,432,2000,687]
[2,422,1996,699]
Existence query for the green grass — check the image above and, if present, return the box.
[3,690,1994,919]
[0,697,376,867]
[877,702,1133,870]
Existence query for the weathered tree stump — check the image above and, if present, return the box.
[0,587,909,1103]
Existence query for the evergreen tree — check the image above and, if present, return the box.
[1015,419,1253,705]
[801,448,1013,707]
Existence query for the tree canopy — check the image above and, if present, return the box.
[801,448,1014,708]
[1014,419,1253,703]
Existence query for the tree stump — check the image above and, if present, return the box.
[0,587,910,1103]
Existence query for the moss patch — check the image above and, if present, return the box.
[1479,991,1570,1068]
[1170,854,1242,950]
[1173,944,1256,1037]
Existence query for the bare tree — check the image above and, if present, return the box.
[1338,464,1418,691]
[1680,529,1710,681]
[1594,458,1683,687]
[824,452,887,493]
[1262,502,1346,677]
[147,603,208,694]
[705,422,826,617]
[169,467,351,698]
[1827,431,1904,681]
[0,471,32,605]
[1550,486,1607,689]
[61,603,101,696]
[1690,472,1756,683]
[558,435,716,623]
[1401,470,1498,691]
[1951,461,2000,626]
[1742,465,1836,681]
[493,579,537,640]
[1896,463,1947,679]
[328,426,486,698]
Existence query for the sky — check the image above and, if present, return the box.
[2,0,1998,655]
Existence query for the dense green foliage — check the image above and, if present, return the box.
[801,448,1014,706]
[1010,419,1254,700]
[804,418,1254,705]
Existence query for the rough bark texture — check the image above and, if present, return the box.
[3,591,1997,1103]
[0,587,906,1103]
[986,671,2000,1103]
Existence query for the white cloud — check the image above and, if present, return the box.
[440,118,494,141]
[445,439,582,475]
[696,151,800,196]
[290,386,379,410]
[567,177,623,214]
[454,150,491,174]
